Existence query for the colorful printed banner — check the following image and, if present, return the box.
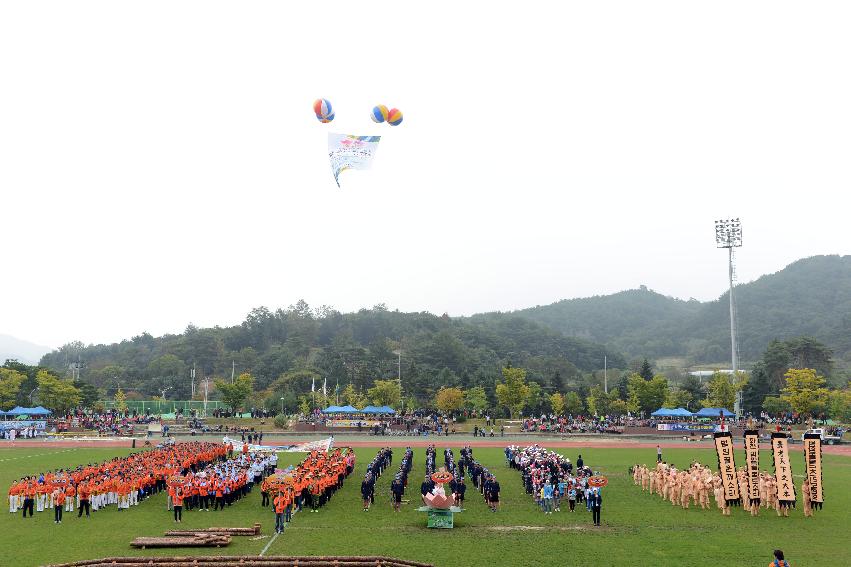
[803,433,823,508]
[327,419,383,428]
[771,432,796,507]
[743,430,761,503]
[656,423,716,432]
[0,420,46,431]
[714,431,740,504]
[328,133,381,187]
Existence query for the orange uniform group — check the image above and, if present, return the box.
[263,447,354,535]
[9,442,228,520]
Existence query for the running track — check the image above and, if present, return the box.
[3,437,850,456]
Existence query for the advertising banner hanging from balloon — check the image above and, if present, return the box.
[328,133,381,187]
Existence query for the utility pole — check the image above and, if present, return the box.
[231,360,235,384]
[202,377,210,417]
[393,347,403,411]
[191,363,196,398]
[604,355,608,394]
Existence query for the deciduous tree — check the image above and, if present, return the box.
[549,392,565,416]
[435,387,465,414]
[495,367,530,418]
[464,386,489,413]
[0,368,26,409]
[367,379,402,408]
[215,373,254,413]
[564,391,584,416]
[36,370,81,414]
[780,368,829,418]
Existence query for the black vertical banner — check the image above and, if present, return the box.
[803,433,823,510]
[714,431,740,505]
[771,432,796,508]
[743,430,760,504]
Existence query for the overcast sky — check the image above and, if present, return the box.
[2,1,849,349]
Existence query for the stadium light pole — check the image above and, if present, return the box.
[715,218,743,418]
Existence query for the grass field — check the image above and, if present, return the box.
[0,443,848,567]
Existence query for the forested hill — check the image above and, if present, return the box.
[38,306,625,401]
[470,255,851,365]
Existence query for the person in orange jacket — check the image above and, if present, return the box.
[64,483,76,513]
[172,486,184,522]
[22,479,36,518]
[77,482,91,518]
[53,488,66,523]
[273,490,288,534]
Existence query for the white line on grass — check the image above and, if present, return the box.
[0,448,79,462]
[259,532,279,556]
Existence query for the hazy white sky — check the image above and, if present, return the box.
[2,1,850,349]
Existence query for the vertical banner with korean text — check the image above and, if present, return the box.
[771,432,796,508]
[803,433,823,510]
[743,430,761,504]
[714,431,740,504]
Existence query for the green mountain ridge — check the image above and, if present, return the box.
[471,255,851,366]
[36,306,625,403]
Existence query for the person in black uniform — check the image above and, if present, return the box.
[486,474,500,512]
[453,476,466,507]
[361,472,374,511]
[591,487,602,526]
[420,475,435,505]
[390,476,404,512]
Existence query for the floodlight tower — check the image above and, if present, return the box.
[715,218,743,417]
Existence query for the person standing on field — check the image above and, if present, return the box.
[591,487,603,526]
[172,486,184,523]
[273,491,287,534]
[53,488,65,524]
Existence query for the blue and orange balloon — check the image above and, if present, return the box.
[370,105,389,123]
[387,108,403,126]
[313,98,334,123]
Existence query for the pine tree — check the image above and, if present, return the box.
[639,358,654,381]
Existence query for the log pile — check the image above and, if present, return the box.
[51,556,434,567]
[129,533,231,548]
[165,522,262,537]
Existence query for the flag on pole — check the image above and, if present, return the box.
[322,377,327,397]
[311,376,315,393]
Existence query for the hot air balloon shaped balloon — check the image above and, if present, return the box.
[387,108,403,126]
[371,105,389,123]
[318,111,335,123]
[313,98,333,121]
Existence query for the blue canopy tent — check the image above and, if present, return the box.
[322,406,344,413]
[6,406,52,418]
[337,405,361,413]
[360,406,382,414]
[651,408,674,417]
[376,405,396,414]
[671,408,694,417]
[694,407,735,418]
